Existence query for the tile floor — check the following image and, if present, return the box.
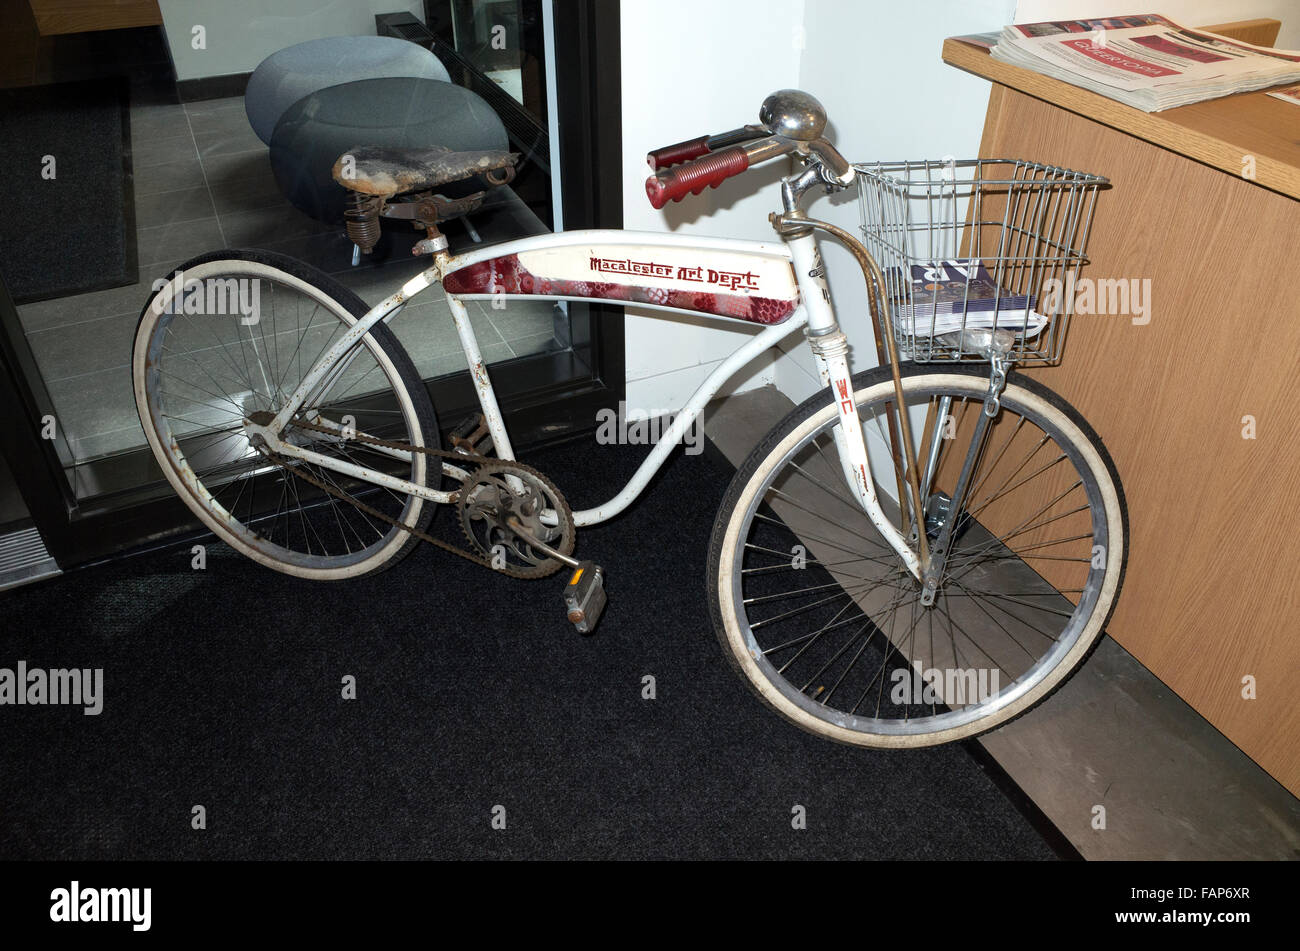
[18,95,561,464]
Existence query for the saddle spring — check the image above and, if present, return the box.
[345,192,383,255]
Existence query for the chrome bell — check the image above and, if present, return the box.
[758,89,828,141]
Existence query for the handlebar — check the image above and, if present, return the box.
[646,135,710,170]
[646,126,768,169]
[645,146,750,209]
[645,135,797,209]
[644,138,854,211]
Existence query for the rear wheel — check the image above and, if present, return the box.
[132,249,438,579]
[708,363,1127,746]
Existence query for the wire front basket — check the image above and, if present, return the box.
[855,158,1106,365]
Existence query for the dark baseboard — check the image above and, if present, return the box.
[177,72,251,102]
[963,738,1085,860]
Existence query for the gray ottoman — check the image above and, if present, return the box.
[245,35,451,145]
[269,76,509,225]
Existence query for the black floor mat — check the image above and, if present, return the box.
[0,79,137,304]
[0,440,1057,860]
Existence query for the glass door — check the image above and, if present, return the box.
[0,0,623,571]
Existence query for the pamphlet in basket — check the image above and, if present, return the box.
[884,259,1046,336]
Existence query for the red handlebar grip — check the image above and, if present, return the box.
[645,147,751,209]
[646,135,710,169]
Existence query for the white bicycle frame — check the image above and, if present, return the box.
[257,227,922,579]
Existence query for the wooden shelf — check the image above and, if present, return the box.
[942,34,1300,201]
[26,0,161,37]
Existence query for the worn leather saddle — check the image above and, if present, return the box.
[331,145,520,255]
[331,145,518,198]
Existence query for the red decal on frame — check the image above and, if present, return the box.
[443,253,798,326]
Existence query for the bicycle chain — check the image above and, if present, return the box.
[261,415,573,579]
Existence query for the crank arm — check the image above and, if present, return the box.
[505,516,580,569]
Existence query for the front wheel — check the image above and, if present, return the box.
[708,363,1127,747]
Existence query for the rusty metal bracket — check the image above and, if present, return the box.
[380,191,487,223]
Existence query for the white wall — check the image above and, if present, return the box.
[619,0,805,411]
[619,0,1016,411]
[774,0,1017,404]
[158,0,426,81]
[1014,0,1300,50]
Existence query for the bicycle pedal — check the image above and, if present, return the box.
[449,413,492,455]
[563,561,606,635]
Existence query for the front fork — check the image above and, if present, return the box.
[816,333,1005,606]
[782,209,1007,606]
[810,330,922,580]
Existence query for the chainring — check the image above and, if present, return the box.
[457,460,576,578]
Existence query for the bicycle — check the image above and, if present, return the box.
[131,89,1126,748]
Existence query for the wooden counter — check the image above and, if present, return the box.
[944,21,1300,797]
[942,23,1300,200]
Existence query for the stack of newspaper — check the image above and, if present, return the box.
[988,14,1300,112]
